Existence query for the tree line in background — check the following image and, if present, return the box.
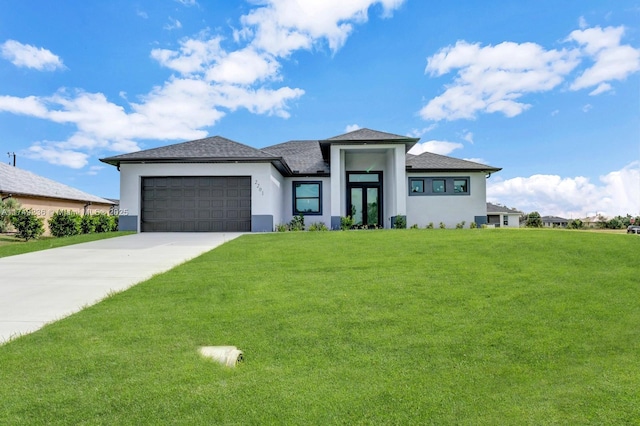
[0,199,118,241]
[523,211,640,229]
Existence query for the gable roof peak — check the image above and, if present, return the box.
[325,128,418,142]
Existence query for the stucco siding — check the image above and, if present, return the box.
[281,176,331,228]
[406,172,487,228]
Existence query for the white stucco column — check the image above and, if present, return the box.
[395,145,406,216]
[330,146,343,227]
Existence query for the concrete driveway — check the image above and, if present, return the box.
[0,232,244,344]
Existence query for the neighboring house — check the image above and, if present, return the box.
[100,128,501,232]
[0,162,115,234]
[542,216,569,228]
[580,215,607,228]
[486,202,521,228]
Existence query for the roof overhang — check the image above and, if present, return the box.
[100,156,293,175]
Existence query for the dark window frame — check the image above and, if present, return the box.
[408,176,471,196]
[292,181,322,215]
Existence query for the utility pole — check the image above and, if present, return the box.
[7,152,15,167]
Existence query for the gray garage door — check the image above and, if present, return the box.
[141,176,251,232]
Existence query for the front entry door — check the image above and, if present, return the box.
[347,172,382,227]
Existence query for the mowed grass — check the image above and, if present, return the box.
[0,232,135,258]
[0,229,638,424]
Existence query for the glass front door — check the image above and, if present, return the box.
[347,172,382,227]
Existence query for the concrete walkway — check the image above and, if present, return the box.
[0,232,244,344]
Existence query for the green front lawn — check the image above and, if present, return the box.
[0,231,135,258]
[0,229,638,424]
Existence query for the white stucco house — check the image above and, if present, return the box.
[100,128,501,232]
[486,202,522,228]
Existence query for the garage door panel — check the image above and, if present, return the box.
[142,176,251,232]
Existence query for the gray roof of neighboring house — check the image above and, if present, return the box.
[0,162,114,204]
[487,202,521,214]
[407,152,501,172]
[261,140,330,175]
[542,216,569,223]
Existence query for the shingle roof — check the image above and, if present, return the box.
[101,136,275,165]
[0,162,114,204]
[406,152,501,172]
[325,128,418,142]
[542,215,569,223]
[487,202,521,214]
[99,129,502,177]
[261,140,329,175]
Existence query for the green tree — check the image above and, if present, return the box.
[10,209,44,241]
[525,211,543,228]
[0,198,21,232]
[566,219,583,229]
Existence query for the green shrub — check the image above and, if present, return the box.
[392,215,406,229]
[109,215,119,232]
[275,224,288,232]
[455,221,466,229]
[10,209,44,241]
[93,212,112,233]
[289,214,305,231]
[80,214,96,234]
[340,216,354,230]
[49,210,81,237]
[470,221,478,229]
[410,224,419,229]
[308,222,328,231]
[426,222,434,229]
[439,222,446,229]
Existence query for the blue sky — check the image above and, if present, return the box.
[1,0,638,218]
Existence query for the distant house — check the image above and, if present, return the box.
[486,203,521,228]
[101,128,502,232]
[0,162,115,235]
[580,215,607,228]
[542,216,569,228]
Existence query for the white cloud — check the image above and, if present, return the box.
[487,161,640,217]
[164,17,183,31]
[582,103,592,112]
[151,35,224,75]
[0,95,49,117]
[462,131,474,144]
[205,48,281,84]
[86,165,104,176]
[345,124,361,132]
[0,40,64,71]
[407,125,437,138]
[578,16,588,29]
[588,82,612,95]
[26,144,89,169]
[420,40,580,121]
[176,0,197,6]
[408,140,463,156]
[420,24,640,121]
[568,26,640,92]
[242,0,405,55]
